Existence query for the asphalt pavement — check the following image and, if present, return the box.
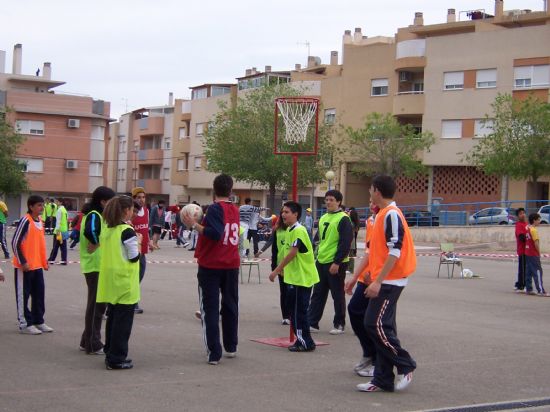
[1,235,549,412]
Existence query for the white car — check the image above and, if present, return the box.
[468,207,517,225]
[538,205,550,224]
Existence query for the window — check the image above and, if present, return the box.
[15,120,44,135]
[163,167,170,180]
[211,86,231,97]
[117,168,126,181]
[413,82,424,93]
[474,119,494,138]
[178,127,187,139]
[195,123,204,136]
[142,165,160,179]
[192,88,207,100]
[17,158,43,173]
[514,65,550,88]
[132,168,137,180]
[118,139,126,153]
[194,156,202,169]
[441,120,462,138]
[164,138,171,150]
[371,78,388,96]
[476,69,497,88]
[177,158,187,171]
[89,162,103,177]
[91,125,105,140]
[443,71,464,90]
[142,136,161,149]
[323,108,336,125]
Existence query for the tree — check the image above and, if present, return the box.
[338,112,434,178]
[466,93,550,200]
[0,109,28,196]
[203,84,333,211]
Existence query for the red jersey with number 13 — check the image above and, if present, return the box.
[195,201,240,269]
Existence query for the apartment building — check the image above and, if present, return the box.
[0,44,111,223]
[110,98,176,204]
[293,0,550,207]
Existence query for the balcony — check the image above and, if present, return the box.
[393,92,425,116]
[137,179,162,194]
[139,116,164,136]
[137,149,163,165]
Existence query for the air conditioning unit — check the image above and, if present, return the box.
[66,160,78,169]
[67,118,80,128]
[399,71,413,82]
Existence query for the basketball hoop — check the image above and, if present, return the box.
[276,97,319,146]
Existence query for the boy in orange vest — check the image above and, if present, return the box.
[357,175,416,393]
[12,195,52,335]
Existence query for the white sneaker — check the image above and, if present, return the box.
[225,351,237,358]
[357,381,384,392]
[357,365,375,377]
[329,326,345,335]
[194,311,202,320]
[395,372,413,391]
[281,319,290,325]
[309,326,319,333]
[88,348,105,355]
[208,360,219,365]
[354,357,372,372]
[20,325,42,335]
[36,323,54,333]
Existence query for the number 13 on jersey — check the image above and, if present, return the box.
[223,223,239,245]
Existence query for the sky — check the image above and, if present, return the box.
[1,0,545,118]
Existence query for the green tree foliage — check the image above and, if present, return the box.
[466,93,550,184]
[338,112,434,177]
[0,110,28,196]
[203,84,333,210]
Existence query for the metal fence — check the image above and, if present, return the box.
[314,200,550,227]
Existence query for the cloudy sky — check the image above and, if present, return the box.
[1,0,545,117]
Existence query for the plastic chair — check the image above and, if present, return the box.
[240,239,261,284]
[437,243,463,279]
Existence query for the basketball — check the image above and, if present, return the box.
[180,203,203,224]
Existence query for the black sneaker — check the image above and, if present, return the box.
[288,342,316,352]
[106,361,133,370]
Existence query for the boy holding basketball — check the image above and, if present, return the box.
[269,201,319,352]
[182,174,240,365]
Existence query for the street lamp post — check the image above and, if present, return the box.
[325,170,335,190]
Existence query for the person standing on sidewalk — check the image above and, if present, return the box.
[79,186,115,354]
[48,199,69,265]
[357,175,416,393]
[308,189,353,335]
[524,213,548,297]
[149,200,165,250]
[182,174,240,365]
[514,208,528,292]
[131,187,150,314]
[12,195,53,335]
[304,207,314,242]
[0,197,10,259]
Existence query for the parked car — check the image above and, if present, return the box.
[468,207,517,225]
[538,205,550,224]
[403,210,439,227]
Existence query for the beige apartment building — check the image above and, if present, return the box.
[0,44,111,223]
[291,0,550,208]
[109,97,177,204]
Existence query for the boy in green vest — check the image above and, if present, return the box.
[48,199,69,265]
[308,190,353,335]
[269,201,319,352]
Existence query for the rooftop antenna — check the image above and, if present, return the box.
[297,40,311,58]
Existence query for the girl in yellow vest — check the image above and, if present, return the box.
[12,195,52,335]
[96,196,141,370]
[357,175,416,393]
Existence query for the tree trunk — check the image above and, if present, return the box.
[268,183,277,213]
[500,175,509,206]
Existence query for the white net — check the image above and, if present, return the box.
[276,99,318,145]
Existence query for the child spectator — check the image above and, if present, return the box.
[514,208,528,292]
[12,195,52,335]
[524,213,548,297]
[96,196,141,370]
[269,201,319,352]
